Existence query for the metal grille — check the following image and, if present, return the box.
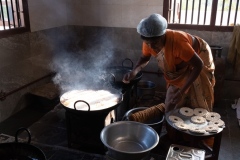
[168,0,239,26]
[0,0,24,30]
[215,0,240,26]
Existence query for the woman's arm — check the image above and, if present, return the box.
[180,52,203,94]
[122,54,151,83]
[172,52,203,104]
[133,55,151,74]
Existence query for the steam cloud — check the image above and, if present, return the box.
[50,32,116,94]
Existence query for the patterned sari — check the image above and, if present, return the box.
[157,33,215,112]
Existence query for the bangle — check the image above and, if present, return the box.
[178,89,183,97]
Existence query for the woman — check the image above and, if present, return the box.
[123,13,215,113]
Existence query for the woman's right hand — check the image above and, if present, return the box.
[122,55,150,84]
[122,71,136,84]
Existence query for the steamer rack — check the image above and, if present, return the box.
[166,109,224,136]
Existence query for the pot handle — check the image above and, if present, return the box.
[74,100,90,111]
[121,114,130,121]
[15,127,31,144]
[122,58,133,69]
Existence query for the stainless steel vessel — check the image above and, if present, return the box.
[100,121,159,160]
[166,144,205,160]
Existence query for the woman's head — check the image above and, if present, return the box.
[141,35,165,53]
[137,14,167,53]
[137,13,167,37]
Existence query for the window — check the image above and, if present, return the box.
[0,0,30,38]
[163,0,239,31]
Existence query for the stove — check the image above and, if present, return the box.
[65,110,108,154]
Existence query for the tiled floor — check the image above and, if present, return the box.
[0,92,239,160]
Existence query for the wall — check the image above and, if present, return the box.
[68,0,163,28]
[28,0,68,32]
[0,26,71,122]
[0,0,69,122]
[27,0,163,31]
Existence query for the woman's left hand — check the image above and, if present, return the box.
[170,89,183,106]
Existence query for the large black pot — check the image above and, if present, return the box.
[60,88,124,153]
[60,87,123,117]
[107,58,143,90]
[0,128,46,160]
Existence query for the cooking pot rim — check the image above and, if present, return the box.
[123,107,164,125]
[106,66,143,80]
[60,88,123,112]
[0,143,46,160]
[0,142,46,154]
[0,128,46,159]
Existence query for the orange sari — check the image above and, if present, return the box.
[142,29,215,111]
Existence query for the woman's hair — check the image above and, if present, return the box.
[140,35,161,41]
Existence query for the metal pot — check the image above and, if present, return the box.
[60,88,123,153]
[122,107,164,135]
[0,128,46,160]
[100,121,159,160]
[137,80,156,99]
[107,58,143,90]
[60,88,123,117]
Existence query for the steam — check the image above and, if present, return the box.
[31,1,121,93]
[50,33,115,94]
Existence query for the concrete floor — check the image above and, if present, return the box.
[0,94,239,160]
[213,99,240,160]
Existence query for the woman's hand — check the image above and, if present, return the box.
[122,71,136,84]
[167,89,183,112]
[171,89,183,105]
[122,55,151,84]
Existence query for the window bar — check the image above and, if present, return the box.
[22,0,30,29]
[5,0,11,28]
[15,0,20,27]
[10,0,16,28]
[191,0,195,24]
[169,0,172,23]
[0,0,6,29]
[179,0,182,23]
[220,0,225,26]
[234,0,239,25]
[176,2,180,23]
[197,0,201,24]
[185,0,189,24]
[227,0,233,26]
[210,0,218,27]
[172,0,176,23]
[203,0,208,25]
